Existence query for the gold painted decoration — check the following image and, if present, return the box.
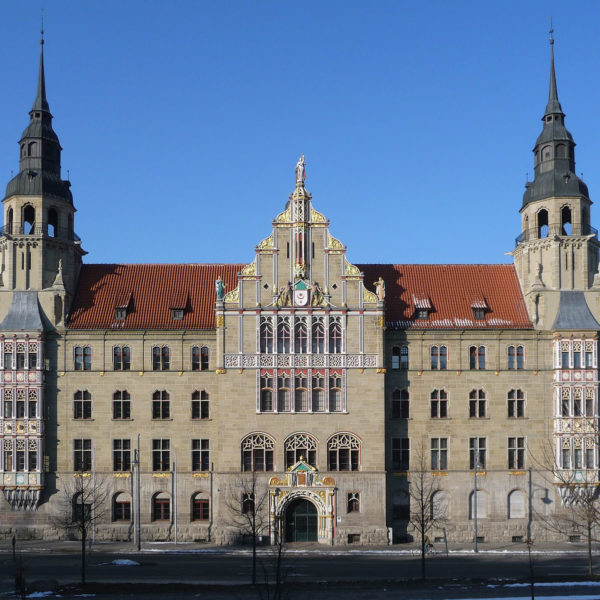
[224,288,239,303]
[241,261,256,277]
[311,208,327,224]
[152,472,171,478]
[345,260,360,277]
[269,477,283,486]
[363,287,378,303]
[216,315,224,327]
[113,473,131,478]
[257,233,274,249]
[376,368,386,374]
[328,233,344,250]
[193,472,209,478]
[322,476,335,486]
[275,206,292,223]
[215,368,226,375]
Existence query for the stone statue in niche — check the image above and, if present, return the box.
[276,282,293,307]
[311,281,324,306]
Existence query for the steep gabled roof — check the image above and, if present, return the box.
[68,264,242,330]
[358,264,532,330]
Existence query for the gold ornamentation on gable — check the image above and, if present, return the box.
[345,259,361,278]
[363,287,378,303]
[275,206,292,223]
[241,260,256,277]
[257,233,274,249]
[216,316,224,328]
[224,288,239,303]
[311,208,327,224]
[328,233,344,251]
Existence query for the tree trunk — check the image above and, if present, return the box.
[81,528,86,586]
[421,499,426,580]
[587,522,593,577]
[252,510,257,585]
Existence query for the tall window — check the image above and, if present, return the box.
[277,321,291,353]
[73,439,92,472]
[469,389,486,418]
[152,439,170,472]
[192,439,210,472]
[242,433,274,472]
[260,320,273,353]
[508,437,525,470]
[152,492,170,521]
[469,345,486,370]
[200,346,209,371]
[312,319,325,353]
[294,374,309,412]
[507,345,524,370]
[192,390,210,419]
[329,372,342,412]
[192,494,209,521]
[328,433,360,471]
[329,319,342,354]
[152,390,170,419]
[431,345,447,370]
[152,346,170,371]
[392,438,410,471]
[191,346,200,370]
[73,391,92,420]
[260,374,273,412]
[113,492,131,522]
[507,389,525,418]
[400,345,409,369]
[430,389,448,418]
[113,439,131,471]
[277,374,291,412]
[391,389,409,419]
[284,433,317,469]
[113,390,131,419]
[431,438,448,471]
[392,346,400,369]
[294,319,308,353]
[312,373,325,412]
[113,346,131,370]
[469,437,486,470]
[74,346,92,371]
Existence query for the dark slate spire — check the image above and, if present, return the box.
[3,35,72,203]
[522,29,588,207]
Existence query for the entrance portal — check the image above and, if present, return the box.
[285,498,318,542]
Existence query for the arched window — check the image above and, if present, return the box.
[191,390,209,419]
[391,389,409,419]
[22,205,35,235]
[260,320,273,353]
[431,490,449,520]
[152,492,171,521]
[561,206,572,236]
[6,208,13,234]
[541,144,552,161]
[469,490,487,519]
[152,390,170,420]
[152,346,170,371]
[294,319,308,353]
[260,374,273,412]
[312,319,325,353]
[191,492,209,521]
[294,373,308,412]
[48,207,58,237]
[277,373,291,412]
[329,372,343,412]
[73,390,92,420]
[327,433,360,471]
[329,319,342,353]
[311,372,325,412]
[507,389,525,418]
[277,320,291,353]
[431,345,447,370]
[284,433,318,469]
[508,489,526,519]
[430,389,448,418]
[241,433,274,472]
[469,345,486,370]
[469,389,486,418]
[113,346,131,371]
[27,141,37,157]
[113,492,131,522]
[556,143,567,158]
[537,209,549,239]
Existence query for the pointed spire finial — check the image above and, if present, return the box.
[41,8,44,46]
[32,14,50,114]
[544,18,563,117]
[549,16,554,46]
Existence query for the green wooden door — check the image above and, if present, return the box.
[285,499,318,542]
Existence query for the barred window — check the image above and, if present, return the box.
[242,433,274,472]
[328,433,360,471]
[73,390,92,420]
[285,433,317,469]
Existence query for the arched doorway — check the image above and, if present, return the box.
[285,498,317,542]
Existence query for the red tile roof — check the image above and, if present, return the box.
[358,264,532,330]
[68,264,243,330]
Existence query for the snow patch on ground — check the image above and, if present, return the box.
[111,558,140,566]
[26,593,53,599]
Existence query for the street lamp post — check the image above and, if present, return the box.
[133,433,141,551]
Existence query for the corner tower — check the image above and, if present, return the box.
[0,36,84,326]
[513,32,600,328]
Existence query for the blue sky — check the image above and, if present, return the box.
[1,1,600,266]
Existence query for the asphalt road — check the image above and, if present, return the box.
[2,549,600,598]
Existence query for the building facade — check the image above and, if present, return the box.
[0,37,599,545]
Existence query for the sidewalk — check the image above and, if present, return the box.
[0,538,596,556]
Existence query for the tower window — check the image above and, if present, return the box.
[537,209,549,239]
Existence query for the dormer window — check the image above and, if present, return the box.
[171,309,184,321]
[115,308,127,321]
[413,295,432,320]
[416,308,430,320]
[114,291,132,321]
[170,290,188,322]
[470,299,488,321]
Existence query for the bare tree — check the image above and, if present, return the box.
[224,471,270,586]
[407,441,448,580]
[533,438,600,577]
[54,474,109,586]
